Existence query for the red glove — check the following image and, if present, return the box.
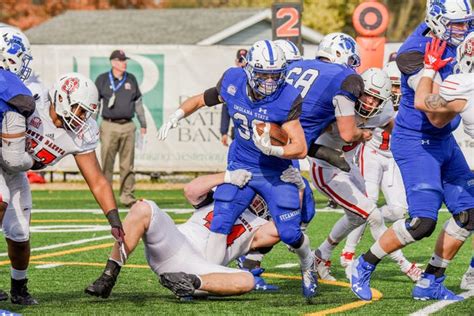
[424,37,453,71]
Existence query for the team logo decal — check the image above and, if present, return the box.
[227,84,237,96]
[61,77,80,94]
[30,116,42,129]
[125,82,131,90]
[4,34,26,55]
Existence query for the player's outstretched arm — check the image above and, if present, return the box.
[280,119,307,159]
[74,151,124,241]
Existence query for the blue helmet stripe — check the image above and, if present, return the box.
[264,40,274,65]
[288,41,298,54]
[463,0,471,14]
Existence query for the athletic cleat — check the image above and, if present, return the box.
[413,273,463,301]
[351,256,375,301]
[254,276,279,291]
[340,251,355,268]
[10,278,38,305]
[85,273,117,299]
[301,268,318,300]
[159,272,196,299]
[327,199,339,209]
[460,270,474,290]
[314,253,336,281]
[0,289,8,301]
[402,262,423,282]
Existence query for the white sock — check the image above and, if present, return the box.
[369,240,388,260]
[318,239,336,261]
[294,235,313,270]
[388,250,411,270]
[109,257,124,267]
[344,223,366,253]
[429,254,451,269]
[11,268,27,280]
[205,232,227,265]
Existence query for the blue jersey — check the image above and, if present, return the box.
[0,69,32,128]
[395,23,459,138]
[286,59,361,145]
[218,67,302,173]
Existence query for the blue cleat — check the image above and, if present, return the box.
[237,256,279,291]
[412,273,464,301]
[301,268,318,300]
[351,256,375,301]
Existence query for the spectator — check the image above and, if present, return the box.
[220,48,248,146]
[95,50,146,207]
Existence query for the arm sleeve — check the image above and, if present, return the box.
[339,74,364,100]
[220,103,231,135]
[204,75,225,107]
[7,95,36,117]
[1,111,34,172]
[396,51,424,75]
[133,75,142,102]
[286,95,303,121]
[407,70,442,90]
[134,97,147,128]
[333,95,356,117]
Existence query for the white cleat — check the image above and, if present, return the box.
[314,253,336,281]
[460,270,474,290]
[402,262,423,282]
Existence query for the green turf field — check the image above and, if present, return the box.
[0,189,472,315]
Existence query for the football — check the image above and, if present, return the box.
[255,122,289,146]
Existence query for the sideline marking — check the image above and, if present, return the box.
[409,290,474,316]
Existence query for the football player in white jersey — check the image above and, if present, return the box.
[413,33,474,291]
[339,62,422,282]
[85,169,309,300]
[310,68,417,281]
[0,73,125,305]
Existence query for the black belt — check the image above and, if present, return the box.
[104,118,132,124]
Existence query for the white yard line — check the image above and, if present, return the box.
[409,290,474,316]
[0,235,112,257]
[36,264,63,269]
[274,263,299,269]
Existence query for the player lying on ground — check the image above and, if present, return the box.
[0,72,125,305]
[339,61,421,281]
[157,40,318,300]
[85,168,314,299]
[351,0,473,301]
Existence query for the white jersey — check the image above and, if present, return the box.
[315,101,395,166]
[365,112,398,158]
[25,86,99,166]
[178,203,268,266]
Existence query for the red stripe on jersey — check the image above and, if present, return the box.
[359,143,365,177]
[443,80,460,85]
[440,85,457,90]
[312,164,369,218]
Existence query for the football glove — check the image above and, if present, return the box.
[280,166,305,190]
[424,38,453,72]
[224,169,252,188]
[157,109,185,140]
[252,124,284,157]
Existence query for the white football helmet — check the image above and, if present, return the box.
[249,194,270,220]
[425,0,474,46]
[383,61,402,108]
[274,39,302,64]
[245,40,287,97]
[455,32,474,73]
[356,68,392,119]
[315,32,361,69]
[0,26,32,81]
[49,72,99,135]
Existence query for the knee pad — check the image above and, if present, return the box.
[212,184,252,235]
[453,208,474,232]
[392,217,436,245]
[279,225,303,248]
[345,210,367,228]
[381,205,406,223]
[301,179,316,224]
[444,216,472,242]
[4,219,30,242]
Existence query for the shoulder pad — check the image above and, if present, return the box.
[396,51,424,75]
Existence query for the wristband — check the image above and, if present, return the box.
[422,68,436,79]
[106,209,122,228]
[173,108,185,120]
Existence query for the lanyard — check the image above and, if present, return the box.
[108,71,127,93]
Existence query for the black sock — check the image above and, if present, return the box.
[425,264,445,278]
[241,259,261,270]
[188,274,201,289]
[104,259,121,279]
[363,250,381,266]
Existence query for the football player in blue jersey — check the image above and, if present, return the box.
[158,40,319,299]
[0,25,38,305]
[351,0,474,301]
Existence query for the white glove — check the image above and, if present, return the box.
[157,109,185,140]
[460,101,474,139]
[252,124,284,157]
[224,169,252,188]
[280,166,305,190]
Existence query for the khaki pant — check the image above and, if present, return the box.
[100,120,136,205]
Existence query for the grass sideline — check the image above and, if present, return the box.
[0,189,469,315]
